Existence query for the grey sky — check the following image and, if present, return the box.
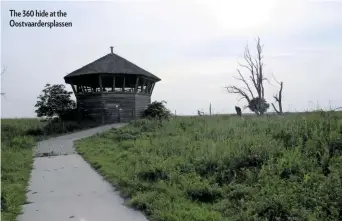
[1,0,342,118]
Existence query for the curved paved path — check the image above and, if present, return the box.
[17,123,148,221]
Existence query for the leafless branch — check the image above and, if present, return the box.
[225,85,251,104]
[272,73,281,85]
[234,69,255,99]
[271,81,283,115]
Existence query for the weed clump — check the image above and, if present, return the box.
[137,168,168,182]
[329,137,342,157]
[118,133,137,141]
[187,187,222,203]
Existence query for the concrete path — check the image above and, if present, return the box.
[17,123,149,221]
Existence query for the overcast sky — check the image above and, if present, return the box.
[1,0,342,118]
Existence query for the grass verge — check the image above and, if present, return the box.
[76,111,342,221]
[1,118,42,221]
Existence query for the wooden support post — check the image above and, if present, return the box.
[149,81,154,94]
[70,84,77,95]
[79,85,82,93]
[150,83,155,94]
[145,81,150,93]
[135,77,139,93]
[122,76,125,92]
[149,82,154,94]
[141,79,146,92]
[98,75,103,92]
[112,76,116,92]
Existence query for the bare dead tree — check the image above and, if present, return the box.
[271,75,284,115]
[225,37,270,115]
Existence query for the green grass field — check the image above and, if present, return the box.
[1,118,43,221]
[76,112,342,221]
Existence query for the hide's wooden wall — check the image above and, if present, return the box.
[135,94,151,118]
[76,92,152,124]
[77,93,104,124]
[102,92,135,123]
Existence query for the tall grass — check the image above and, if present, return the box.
[76,111,342,221]
[1,118,43,221]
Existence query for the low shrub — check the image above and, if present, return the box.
[142,101,171,120]
[43,120,82,134]
[25,127,44,136]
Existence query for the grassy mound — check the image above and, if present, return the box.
[76,111,342,221]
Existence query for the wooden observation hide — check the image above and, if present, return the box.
[64,47,161,124]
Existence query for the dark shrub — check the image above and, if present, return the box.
[137,168,168,182]
[25,127,44,136]
[248,97,270,115]
[232,154,263,170]
[142,101,171,120]
[43,120,81,134]
[329,137,342,157]
[279,168,302,179]
[187,187,222,203]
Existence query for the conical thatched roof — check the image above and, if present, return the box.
[64,48,161,82]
